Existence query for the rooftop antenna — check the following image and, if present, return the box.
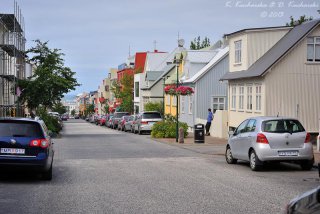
[128,45,131,57]
[153,40,157,52]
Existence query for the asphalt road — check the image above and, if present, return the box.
[0,119,319,214]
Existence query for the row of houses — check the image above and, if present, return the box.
[74,18,320,139]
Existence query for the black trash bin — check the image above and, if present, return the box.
[194,124,205,143]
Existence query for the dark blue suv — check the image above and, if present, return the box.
[0,118,54,180]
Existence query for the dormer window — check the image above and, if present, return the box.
[307,37,320,62]
[235,40,242,64]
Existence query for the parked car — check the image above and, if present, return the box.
[135,111,162,135]
[286,186,320,213]
[123,115,136,132]
[225,116,314,171]
[131,115,139,133]
[99,115,107,126]
[118,116,131,131]
[75,115,80,119]
[112,112,130,129]
[95,115,103,125]
[106,115,114,128]
[0,117,54,180]
[61,114,68,121]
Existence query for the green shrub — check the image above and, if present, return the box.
[151,114,189,138]
[36,107,62,134]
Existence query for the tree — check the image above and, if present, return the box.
[104,104,110,114]
[51,102,67,115]
[71,109,76,116]
[144,101,163,115]
[190,36,211,50]
[84,104,95,116]
[286,15,313,26]
[18,40,80,110]
[110,73,134,113]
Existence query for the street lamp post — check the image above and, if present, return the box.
[174,56,181,143]
[162,75,170,120]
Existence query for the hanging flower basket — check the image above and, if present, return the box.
[175,86,194,96]
[164,85,177,95]
[99,97,106,104]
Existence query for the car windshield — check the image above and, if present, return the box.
[142,113,161,119]
[0,121,44,137]
[262,119,305,133]
[123,116,130,121]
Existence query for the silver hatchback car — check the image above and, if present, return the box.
[225,117,314,171]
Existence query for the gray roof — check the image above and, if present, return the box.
[220,19,320,81]
[145,71,163,81]
[141,64,176,90]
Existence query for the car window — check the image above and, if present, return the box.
[142,113,161,119]
[262,119,305,133]
[0,121,44,137]
[114,112,129,118]
[235,120,248,134]
[245,119,256,132]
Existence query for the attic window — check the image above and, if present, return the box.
[307,37,320,62]
[235,40,242,64]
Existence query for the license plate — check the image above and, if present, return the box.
[0,148,25,154]
[278,151,299,156]
[148,122,155,125]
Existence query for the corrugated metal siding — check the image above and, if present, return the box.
[265,27,320,132]
[194,55,229,122]
[247,29,289,68]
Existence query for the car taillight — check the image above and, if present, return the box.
[256,133,269,144]
[141,121,148,124]
[30,139,49,148]
[305,133,311,143]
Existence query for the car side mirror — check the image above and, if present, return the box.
[228,131,235,136]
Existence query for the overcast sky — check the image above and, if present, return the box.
[1,0,319,96]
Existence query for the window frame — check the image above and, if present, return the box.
[188,95,193,114]
[246,85,253,111]
[255,84,262,112]
[166,94,170,106]
[231,85,237,110]
[238,85,244,111]
[307,37,320,62]
[234,40,242,64]
[181,96,185,113]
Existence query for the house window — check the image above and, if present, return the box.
[235,40,242,64]
[166,95,170,105]
[246,85,253,111]
[181,96,185,113]
[108,73,111,79]
[105,85,109,91]
[172,96,177,106]
[231,86,236,109]
[255,85,262,111]
[189,95,193,114]
[135,82,139,97]
[239,86,244,110]
[307,37,320,62]
[212,97,225,113]
[143,97,149,107]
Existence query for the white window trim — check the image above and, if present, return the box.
[181,96,185,114]
[246,84,253,112]
[231,85,237,110]
[188,96,193,114]
[172,96,177,107]
[234,40,242,64]
[166,95,170,105]
[255,84,262,113]
[238,85,244,111]
[307,36,320,62]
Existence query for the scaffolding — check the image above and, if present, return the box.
[0,1,26,117]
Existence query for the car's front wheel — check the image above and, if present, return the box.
[249,150,262,171]
[225,146,237,164]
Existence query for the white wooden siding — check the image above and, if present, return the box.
[265,25,320,132]
[247,29,289,68]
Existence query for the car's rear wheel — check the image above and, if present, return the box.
[225,146,237,164]
[249,150,262,171]
[300,159,314,170]
[42,164,53,181]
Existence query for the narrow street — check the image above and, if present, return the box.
[0,119,319,214]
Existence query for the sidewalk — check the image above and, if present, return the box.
[152,133,320,167]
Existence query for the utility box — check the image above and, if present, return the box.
[194,124,205,143]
